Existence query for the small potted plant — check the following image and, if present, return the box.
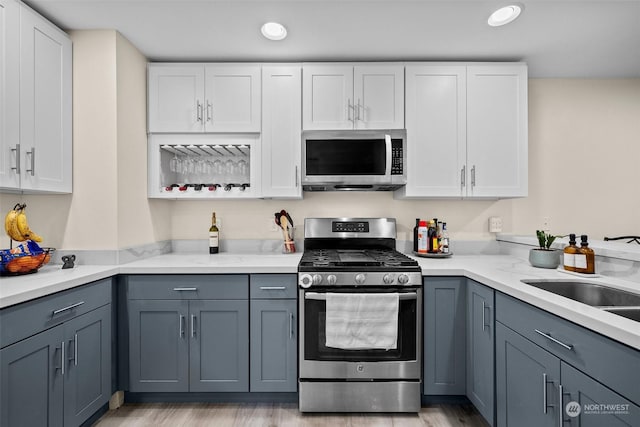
[529,230,561,269]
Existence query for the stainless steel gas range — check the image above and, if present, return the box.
[297,218,422,413]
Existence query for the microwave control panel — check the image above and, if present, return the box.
[391,139,404,175]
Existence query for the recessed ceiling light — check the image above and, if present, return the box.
[261,22,287,41]
[488,5,523,27]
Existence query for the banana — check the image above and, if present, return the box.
[15,206,43,243]
[4,208,21,241]
[4,206,25,242]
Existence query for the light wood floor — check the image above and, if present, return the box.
[93,402,489,427]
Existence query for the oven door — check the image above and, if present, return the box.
[299,287,421,380]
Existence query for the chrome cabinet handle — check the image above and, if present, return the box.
[461,166,466,189]
[295,166,299,187]
[25,148,35,176]
[482,301,491,331]
[558,384,564,427]
[206,101,212,122]
[68,334,78,366]
[356,98,363,121]
[191,315,196,338]
[535,329,574,350]
[543,373,555,414]
[60,341,65,375]
[347,99,354,122]
[179,314,185,338]
[260,286,286,290]
[196,101,203,122]
[11,144,20,174]
[289,313,294,339]
[52,301,85,316]
[173,287,198,292]
[471,165,476,187]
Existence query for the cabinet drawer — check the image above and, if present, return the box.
[496,292,640,405]
[250,274,297,299]
[126,275,248,300]
[0,278,112,348]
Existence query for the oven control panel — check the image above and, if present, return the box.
[298,272,421,288]
[332,221,369,233]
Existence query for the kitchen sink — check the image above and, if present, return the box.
[520,279,640,307]
[602,307,640,322]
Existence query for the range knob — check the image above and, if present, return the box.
[326,274,337,285]
[355,273,366,285]
[312,274,323,285]
[383,274,395,284]
[397,273,410,285]
[299,274,313,288]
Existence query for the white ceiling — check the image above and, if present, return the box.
[24,0,640,78]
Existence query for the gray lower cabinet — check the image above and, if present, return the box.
[423,277,466,395]
[126,275,249,393]
[496,322,559,427]
[249,274,297,393]
[466,280,495,425]
[0,280,112,427]
[0,323,64,427]
[496,292,640,427]
[561,362,640,427]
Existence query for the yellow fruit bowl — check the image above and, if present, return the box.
[0,241,54,276]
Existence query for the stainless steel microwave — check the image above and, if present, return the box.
[301,130,407,191]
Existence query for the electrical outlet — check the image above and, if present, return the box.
[543,216,551,231]
[489,216,503,233]
[267,217,278,232]
[216,217,222,230]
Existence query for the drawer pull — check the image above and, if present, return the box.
[173,287,198,291]
[535,329,574,350]
[259,286,287,290]
[52,301,85,316]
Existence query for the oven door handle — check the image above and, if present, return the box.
[304,292,417,301]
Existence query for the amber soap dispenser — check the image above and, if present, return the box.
[563,234,579,272]
[575,235,595,274]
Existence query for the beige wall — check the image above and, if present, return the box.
[2,43,638,251]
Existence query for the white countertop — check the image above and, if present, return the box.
[1,252,639,350]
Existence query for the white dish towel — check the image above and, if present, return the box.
[325,292,399,350]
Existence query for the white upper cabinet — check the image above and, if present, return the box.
[19,5,72,193]
[0,0,20,190]
[148,63,261,133]
[261,65,302,199]
[466,64,528,198]
[398,65,467,198]
[397,62,527,199]
[302,63,404,130]
[1,0,72,194]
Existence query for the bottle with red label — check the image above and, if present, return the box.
[417,220,428,254]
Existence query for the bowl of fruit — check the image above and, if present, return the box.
[2,203,54,276]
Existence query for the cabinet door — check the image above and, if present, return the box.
[0,0,20,190]
[204,65,261,132]
[250,299,297,392]
[302,64,354,130]
[496,322,559,427]
[0,324,64,427]
[148,64,205,133]
[189,300,249,392]
[353,64,404,129]
[467,64,528,198]
[399,65,467,198]
[63,305,111,427]
[261,65,302,198]
[423,277,466,395]
[561,362,640,427]
[128,300,189,392]
[467,280,495,425]
[19,4,72,193]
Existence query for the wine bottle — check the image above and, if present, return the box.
[209,212,219,254]
[413,218,420,253]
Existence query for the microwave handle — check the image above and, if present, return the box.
[385,134,392,176]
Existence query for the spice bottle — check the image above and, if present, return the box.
[563,234,579,272]
[413,218,420,253]
[428,220,439,253]
[417,220,428,254]
[575,235,595,274]
[440,222,450,254]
